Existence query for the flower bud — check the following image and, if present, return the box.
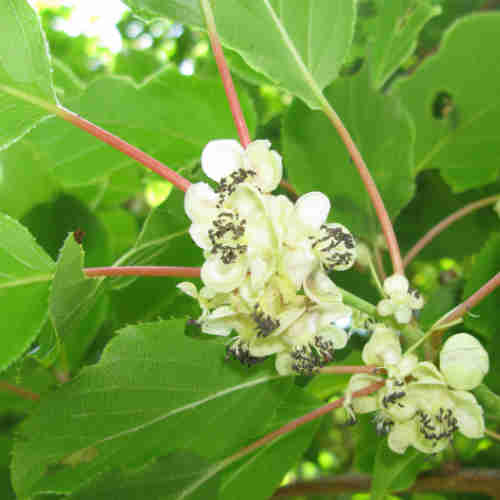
[440,333,489,390]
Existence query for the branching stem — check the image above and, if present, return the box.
[403,194,500,267]
[84,266,201,278]
[320,365,378,375]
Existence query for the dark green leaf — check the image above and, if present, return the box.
[0,0,57,149]
[0,214,54,372]
[473,384,500,418]
[371,440,424,500]
[11,319,292,497]
[0,138,58,219]
[419,279,462,330]
[26,70,256,187]
[21,194,111,268]
[394,14,500,191]
[395,171,500,263]
[369,0,441,89]
[283,68,415,239]
[462,232,500,339]
[125,0,357,109]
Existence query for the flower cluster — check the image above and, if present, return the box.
[345,328,489,454]
[377,274,424,324]
[179,139,357,375]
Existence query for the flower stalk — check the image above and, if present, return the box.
[84,266,201,278]
[0,381,40,401]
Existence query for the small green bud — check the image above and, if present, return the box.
[440,333,489,390]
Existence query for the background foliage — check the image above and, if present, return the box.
[1,0,499,499]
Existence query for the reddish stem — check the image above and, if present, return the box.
[403,195,500,267]
[58,107,191,192]
[84,266,201,278]
[437,271,500,326]
[0,382,40,401]
[203,7,250,148]
[226,381,385,465]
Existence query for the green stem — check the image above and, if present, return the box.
[338,286,377,317]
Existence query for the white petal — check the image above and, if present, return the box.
[304,267,342,305]
[317,325,349,350]
[388,420,417,454]
[294,192,330,233]
[177,282,198,299]
[272,307,306,337]
[184,182,219,222]
[201,139,244,182]
[281,245,317,289]
[346,374,382,414]
[249,336,286,357]
[200,256,247,293]
[377,299,393,317]
[265,194,294,245]
[384,274,409,296]
[249,255,274,290]
[450,390,485,439]
[394,305,412,324]
[245,140,283,192]
[201,306,238,336]
[275,351,295,375]
[189,222,212,250]
[440,333,489,391]
[362,326,401,366]
[227,183,265,219]
[410,362,446,385]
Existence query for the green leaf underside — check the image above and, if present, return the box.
[23,69,256,187]
[371,440,424,500]
[219,386,322,500]
[69,452,219,500]
[0,213,54,372]
[394,14,500,191]
[283,68,415,239]
[369,0,441,89]
[125,0,357,110]
[462,232,500,340]
[12,319,293,497]
[0,0,57,150]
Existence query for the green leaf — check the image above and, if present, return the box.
[219,386,321,500]
[394,14,500,191]
[0,138,58,219]
[369,0,441,89]
[473,384,500,418]
[126,0,357,110]
[110,189,202,290]
[395,171,500,263]
[51,58,86,102]
[462,232,500,339]
[418,279,462,330]
[70,452,219,500]
[11,319,292,497]
[25,69,256,187]
[48,234,104,364]
[0,213,54,372]
[371,440,424,500]
[0,0,57,150]
[283,68,415,239]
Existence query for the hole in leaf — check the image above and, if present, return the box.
[432,91,455,120]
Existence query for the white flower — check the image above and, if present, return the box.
[440,333,489,390]
[377,274,424,324]
[201,139,282,193]
[276,192,357,288]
